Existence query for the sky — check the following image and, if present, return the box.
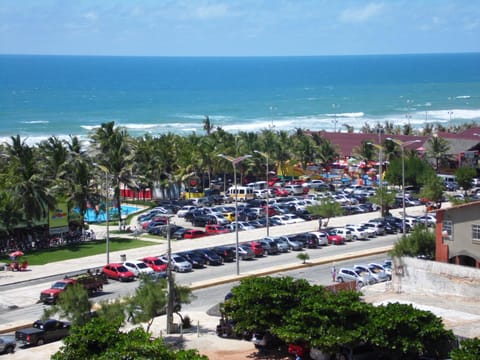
[0,0,479,56]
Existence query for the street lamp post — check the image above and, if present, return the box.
[387,138,421,236]
[254,150,270,236]
[217,154,252,275]
[165,214,175,334]
[93,163,110,265]
[368,142,384,215]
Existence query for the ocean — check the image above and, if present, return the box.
[1,53,479,144]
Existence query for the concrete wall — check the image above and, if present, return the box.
[394,257,480,299]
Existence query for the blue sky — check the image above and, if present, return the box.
[1,0,479,56]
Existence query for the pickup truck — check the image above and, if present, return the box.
[40,272,106,304]
[15,319,70,346]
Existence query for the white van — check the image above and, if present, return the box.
[247,181,267,190]
[437,174,456,184]
[226,186,254,201]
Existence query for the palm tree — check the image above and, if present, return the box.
[203,115,214,135]
[3,135,56,228]
[62,136,94,229]
[89,122,136,224]
[426,136,451,173]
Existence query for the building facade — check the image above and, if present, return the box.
[436,201,480,267]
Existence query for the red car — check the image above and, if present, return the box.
[183,229,207,239]
[142,257,168,272]
[205,224,230,235]
[272,187,289,197]
[327,231,345,245]
[247,241,265,257]
[102,263,135,282]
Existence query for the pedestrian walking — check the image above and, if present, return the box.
[331,264,337,282]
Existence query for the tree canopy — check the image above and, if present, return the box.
[223,276,456,359]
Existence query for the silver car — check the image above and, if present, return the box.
[159,254,192,273]
[354,264,389,283]
[336,267,376,287]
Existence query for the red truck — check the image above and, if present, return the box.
[40,272,106,304]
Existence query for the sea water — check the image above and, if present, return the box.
[1,53,479,143]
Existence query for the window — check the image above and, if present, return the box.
[442,220,453,241]
[472,224,480,242]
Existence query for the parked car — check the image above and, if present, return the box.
[193,248,224,266]
[205,224,230,235]
[326,230,345,245]
[15,319,70,347]
[183,229,207,239]
[142,257,168,273]
[159,254,192,272]
[263,236,289,253]
[235,245,255,260]
[330,228,353,241]
[280,235,303,250]
[291,233,318,248]
[0,335,16,354]
[177,251,206,269]
[283,184,304,195]
[257,239,279,255]
[368,262,392,280]
[228,221,256,231]
[172,227,189,239]
[176,205,197,218]
[308,231,328,246]
[336,267,375,287]
[102,263,136,282]
[354,264,388,283]
[360,222,385,236]
[345,226,368,240]
[123,260,155,277]
[211,246,236,262]
[246,241,265,257]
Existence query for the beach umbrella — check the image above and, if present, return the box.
[9,250,24,258]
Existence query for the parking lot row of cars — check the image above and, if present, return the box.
[102,208,420,283]
[335,261,392,288]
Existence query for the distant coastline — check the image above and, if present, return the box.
[1,53,479,144]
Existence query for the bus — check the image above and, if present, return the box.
[226,186,255,201]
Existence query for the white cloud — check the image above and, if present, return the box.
[194,3,230,19]
[83,11,98,22]
[339,2,384,23]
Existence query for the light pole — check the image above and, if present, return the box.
[387,138,421,236]
[368,142,384,215]
[165,214,175,334]
[93,163,110,265]
[217,154,252,275]
[254,150,270,236]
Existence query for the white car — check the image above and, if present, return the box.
[330,228,353,241]
[176,206,197,218]
[227,221,255,231]
[123,260,155,277]
[282,213,306,224]
[159,254,192,273]
[308,231,328,246]
[348,224,376,238]
[345,226,367,240]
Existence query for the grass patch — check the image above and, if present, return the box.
[0,238,159,266]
